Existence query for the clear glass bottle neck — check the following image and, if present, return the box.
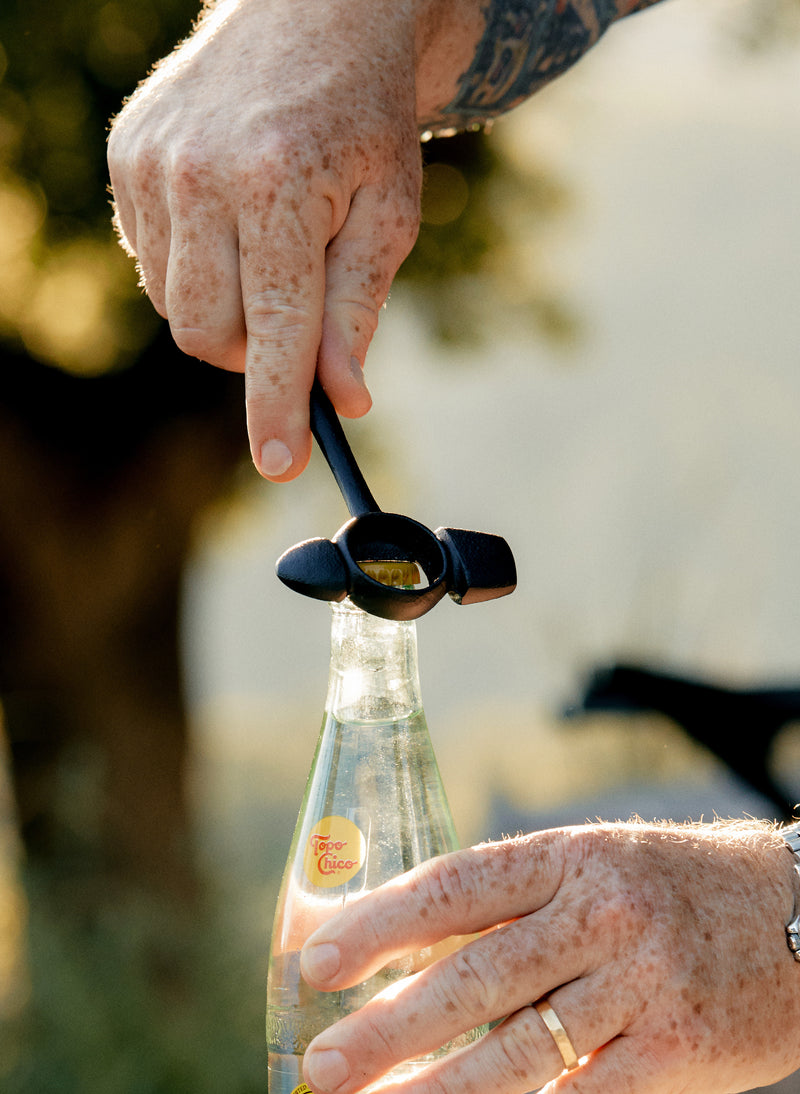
[326,599,423,724]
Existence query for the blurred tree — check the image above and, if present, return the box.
[0,0,248,907]
[407,129,580,347]
[0,346,245,901]
[0,0,575,910]
[0,0,198,374]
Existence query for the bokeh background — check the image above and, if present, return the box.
[2,0,800,1090]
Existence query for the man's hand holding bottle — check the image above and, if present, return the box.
[299,821,800,1094]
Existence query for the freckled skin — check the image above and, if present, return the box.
[109,0,426,478]
[108,0,652,480]
[300,822,800,1094]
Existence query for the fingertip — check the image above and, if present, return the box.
[254,439,311,482]
[317,356,373,420]
[301,940,342,987]
[336,385,373,421]
[251,429,312,482]
[304,1047,350,1094]
[259,439,293,477]
[343,356,373,418]
[245,374,314,481]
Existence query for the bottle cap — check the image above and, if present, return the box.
[358,560,420,588]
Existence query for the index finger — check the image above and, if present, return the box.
[240,175,338,481]
[300,830,568,991]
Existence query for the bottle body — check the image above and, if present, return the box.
[267,601,479,1093]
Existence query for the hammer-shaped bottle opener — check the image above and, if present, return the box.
[276,379,517,620]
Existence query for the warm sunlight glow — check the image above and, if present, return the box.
[20,242,119,375]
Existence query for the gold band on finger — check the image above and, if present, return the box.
[533,999,580,1072]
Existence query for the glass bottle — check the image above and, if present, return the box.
[267,563,480,1094]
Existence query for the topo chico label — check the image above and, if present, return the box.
[303,815,366,888]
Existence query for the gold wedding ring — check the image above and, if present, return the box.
[533,998,580,1072]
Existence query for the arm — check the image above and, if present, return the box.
[108,0,664,481]
[418,0,658,135]
[300,821,800,1094]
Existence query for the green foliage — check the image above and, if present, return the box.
[1,870,270,1094]
[0,0,578,375]
[0,0,199,373]
[0,0,197,229]
[399,128,580,348]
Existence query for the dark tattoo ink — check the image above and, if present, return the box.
[422,0,622,134]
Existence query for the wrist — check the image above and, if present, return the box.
[778,821,800,960]
[416,0,627,135]
[414,0,487,128]
[734,818,800,964]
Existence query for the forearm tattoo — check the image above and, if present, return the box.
[423,0,649,135]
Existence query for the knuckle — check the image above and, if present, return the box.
[564,827,657,939]
[419,1069,451,1094]
[332,298,381,341]
[169,324,214,360]
[492,1020,541,1082]
[167,141,217,204]
[244,294,313,350]
[169,323,239,366]
[231,134,315,199]
[246,292,309,323]
[574,885,643,955]
[123,137,163,187]
[437,946,504,1023]
[409,854,475,920]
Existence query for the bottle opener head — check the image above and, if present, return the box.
[275,381,517,621]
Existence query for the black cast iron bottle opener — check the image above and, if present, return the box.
[275,379,517,621]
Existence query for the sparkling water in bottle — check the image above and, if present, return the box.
[267,563,481,1093]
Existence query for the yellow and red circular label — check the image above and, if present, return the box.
[303,815,366,888]
[290,1085,313,1094]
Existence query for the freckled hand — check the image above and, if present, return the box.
[108,0,422,483]
[241,148,421,480]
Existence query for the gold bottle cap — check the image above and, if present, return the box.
[358,559,420,587]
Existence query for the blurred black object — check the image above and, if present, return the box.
[0,338,247,901]
[570,663,800,818]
